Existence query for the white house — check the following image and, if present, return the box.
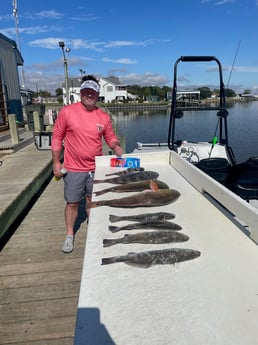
[63,76,128,104]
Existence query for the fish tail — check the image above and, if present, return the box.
[150,180,159,191]
[94,190,106,196]
[108,226,120,233]
[109,214,122,223]
[93,179,102,184]
[101,257,117,265]
[87,201,99,208]
[103,239,118,247]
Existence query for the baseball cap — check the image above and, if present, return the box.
[80,80,100,93]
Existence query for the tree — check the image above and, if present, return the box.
[197,87,212,99]
[55,88,63,97]
[225,88,236,97]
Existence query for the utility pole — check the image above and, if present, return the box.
[12,0,26,88]
[58,41,71,105]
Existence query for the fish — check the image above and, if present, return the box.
[108,220,182,233]
[101,248,201,268]
[94,179,169,196]
[109,212,176,223]
[105,167,145,176]
[88,188,180,208]
[93,171,159,184]
[103,231,189,247]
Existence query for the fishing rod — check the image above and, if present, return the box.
[226,40,241,89]
[209,41,241,159]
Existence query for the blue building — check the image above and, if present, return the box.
[0,33,24,128]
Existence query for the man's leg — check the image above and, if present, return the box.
[62,202,79,253]
[65,202,79,235]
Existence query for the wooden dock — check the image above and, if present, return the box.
[0,177,87,344]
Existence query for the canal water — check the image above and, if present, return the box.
[111,101,258,164]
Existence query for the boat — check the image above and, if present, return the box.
[74,150,258,345]
[134,56,258,203]
[73,57,258,344]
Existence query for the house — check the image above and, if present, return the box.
[0,33,24,128]
[62,76,128,104]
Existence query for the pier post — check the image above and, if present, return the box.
[33,111,43,132]
[8,114,20,144]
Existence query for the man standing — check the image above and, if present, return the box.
[51,75,123,253]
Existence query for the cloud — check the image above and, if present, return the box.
[214,0,236,5]
[70,14,100,21]
[104,40,153,48]
[25,10,63,20]
[200,0,236,4]
[27,38,160,52]
[102,57,137,64]
[1,25,62,38]
[119,72,169,86]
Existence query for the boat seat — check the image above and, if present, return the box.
[225,157,258,200]
[195,158,231,185]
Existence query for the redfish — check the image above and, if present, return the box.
[94,180,169,196]
[88,189,180,208]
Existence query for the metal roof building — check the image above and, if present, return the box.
[0,33,24,128]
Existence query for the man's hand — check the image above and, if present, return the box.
[113,144,123,157]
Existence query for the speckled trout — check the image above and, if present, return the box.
[103,231,189,247]
[94,180,169,196]
[108,220,182,233]
[93,171,159,184]
[88,189,180,208]
[101,248,201,268]
[109,212,176,223]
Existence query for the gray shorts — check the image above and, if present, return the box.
[64,171,95,203]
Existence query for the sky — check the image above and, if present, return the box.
[1,0,258,94]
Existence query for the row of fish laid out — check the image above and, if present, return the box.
[90,169,180,208]
[101,212,201,268]
[93,168,201,268]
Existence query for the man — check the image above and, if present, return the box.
[51,75,123,253]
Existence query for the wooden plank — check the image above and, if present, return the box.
[0,316,76,344]
[0,175,87,344]
[0,268,83,289]
[0,258,83,276]
[0,247,85,265]
[0,297,78,322]
[0,282,80,304]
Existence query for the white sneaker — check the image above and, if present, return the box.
[62,235,74,253]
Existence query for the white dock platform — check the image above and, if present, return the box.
[74,151,258,345]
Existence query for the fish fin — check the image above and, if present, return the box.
[108,226,120,233]
[103,239,117,247]
[150,180,159,191]
[109,215,121,223]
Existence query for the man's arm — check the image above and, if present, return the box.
[52,150,63,177]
